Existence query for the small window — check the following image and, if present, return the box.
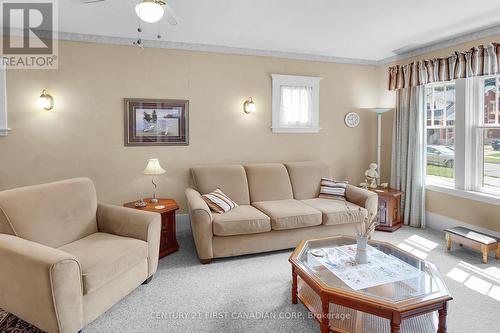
[271,74,321,133]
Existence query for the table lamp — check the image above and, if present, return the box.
[143,158,166,203]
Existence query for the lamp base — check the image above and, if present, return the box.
[150,198,159,203]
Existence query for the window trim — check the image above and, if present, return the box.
[271,74,321,133]
[0,63,8,137]
[427,184,500,207]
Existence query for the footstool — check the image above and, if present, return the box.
[445,226,500,263]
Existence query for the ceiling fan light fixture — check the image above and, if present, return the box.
[135,0,165,23]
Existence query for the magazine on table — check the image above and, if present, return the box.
[311,244,425,290]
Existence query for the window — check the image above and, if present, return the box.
[478,76,500,194]
[425,83,455,185]
[424,74,500,202]
[271,74,321,133]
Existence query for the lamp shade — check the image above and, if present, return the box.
[135,1,165,23]
[369,107,391,114]
[143,159,166,175]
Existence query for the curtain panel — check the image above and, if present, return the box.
[390,86,426,228]
[388,43,500,90]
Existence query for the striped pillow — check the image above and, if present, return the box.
[318,178,348,200]
[202,189,238,214]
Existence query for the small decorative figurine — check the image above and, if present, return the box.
[364,163,379,189]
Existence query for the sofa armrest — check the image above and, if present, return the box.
[185,187,213,262]
[0,234,83,333]
[345,185,378,219]
[96,203,161,276]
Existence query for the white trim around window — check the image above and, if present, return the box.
[0,63,9,137]
[427,184,500,207]
[271,74,321,133]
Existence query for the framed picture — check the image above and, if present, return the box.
[124,98,189,146]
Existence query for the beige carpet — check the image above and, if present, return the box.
[2,226,500,333]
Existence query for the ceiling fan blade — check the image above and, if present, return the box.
[163,2,179,25]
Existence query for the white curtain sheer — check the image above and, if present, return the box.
[279,85,313,126]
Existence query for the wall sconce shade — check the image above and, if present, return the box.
[37,89,54,111]
[243,97,256,113]
[143,158,166,175]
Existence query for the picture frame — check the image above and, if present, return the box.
[124,98,189,146]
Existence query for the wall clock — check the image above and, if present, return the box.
[344,112,360,128]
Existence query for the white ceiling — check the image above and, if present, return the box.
[54,0,500,62]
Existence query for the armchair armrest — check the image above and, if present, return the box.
[345,185,378,219]
[0,234,83,333]
[96,203,161,276]
[185,187,213,262]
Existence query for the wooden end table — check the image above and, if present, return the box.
[369,187,404,232]
[124,198,179,259]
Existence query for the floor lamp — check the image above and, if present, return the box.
[370,108,391,185]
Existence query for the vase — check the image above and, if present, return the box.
[356,235,368,264]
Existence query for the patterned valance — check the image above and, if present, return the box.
[388,43,500,91]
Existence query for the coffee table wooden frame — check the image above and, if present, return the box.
[289,236,452,333]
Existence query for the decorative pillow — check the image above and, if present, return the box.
[318,178,348,200]
[202,189,238,214]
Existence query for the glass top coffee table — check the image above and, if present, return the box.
[288,236,452,333]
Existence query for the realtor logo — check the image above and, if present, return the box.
[1,0,58,69]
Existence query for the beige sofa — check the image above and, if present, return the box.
[0,178,161,333]
[186,161,378,263]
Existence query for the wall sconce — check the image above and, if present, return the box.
[37,89,54,111]
[243,97,256,114]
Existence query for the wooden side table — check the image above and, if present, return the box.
[124,198,179,259]
[369,187,404,232]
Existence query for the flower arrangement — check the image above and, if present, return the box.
[345,203,378,264]
[344,202,378,237]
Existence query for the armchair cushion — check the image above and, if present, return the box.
[0,177,98,248]
[301,198,367,225]
[96,203,161,276]
[252,199,322,230]
[59,233,148,294]
[212,205,271,236]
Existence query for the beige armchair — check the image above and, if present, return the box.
[0,178,161,333]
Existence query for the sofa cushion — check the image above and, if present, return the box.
[59,232,148,294]
[213,205,271,236]
[244,163,294,202]
[301,198,367,225]
[191,165,250,205]
[0,177,98,248]
[285,161,331,200]
[252,199,322,230]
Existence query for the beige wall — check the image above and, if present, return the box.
[378,34,500,232]
[0,40,381,213]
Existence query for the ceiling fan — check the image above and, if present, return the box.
[80,0,178,25]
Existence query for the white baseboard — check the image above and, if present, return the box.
[176,213,192,234]
[426,211,500,238]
